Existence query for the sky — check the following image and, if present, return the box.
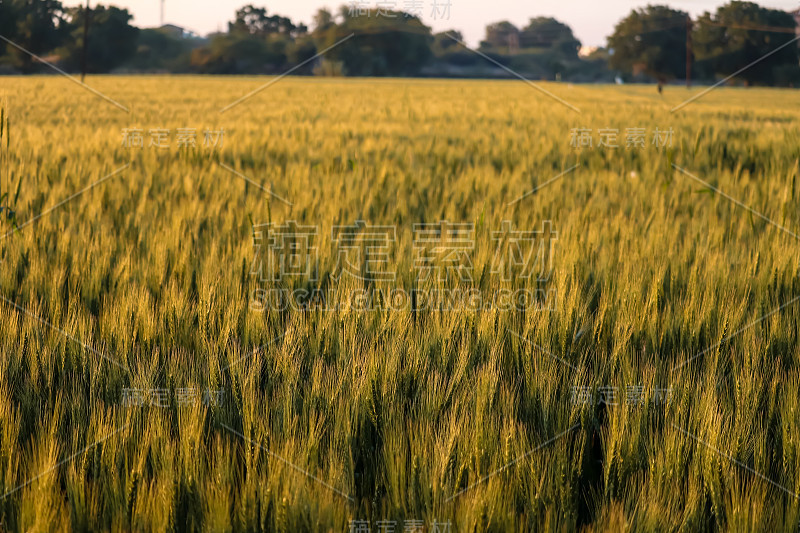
[62,0,800,48]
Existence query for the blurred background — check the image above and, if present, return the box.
[1,0,799,85]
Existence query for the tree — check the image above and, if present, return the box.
[57,5,138,73]
[693,1,799,85]
[230,5,306,38]
[126,27,202,73]
[191,32,286,74]
[430,30,480,68]
[314,8,433,76]
[431,30,462,56]
[1,0,68,72]
[312,8,335,34]
[520,17,581,58]
[287,34,317,73]
[480,21,519,52]
[192,5,307,74]
[0,1,18,39]
[607,5,689,83]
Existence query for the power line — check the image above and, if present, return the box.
[699,18,798,34]
[609,12,798,85]
[613,15,798,40]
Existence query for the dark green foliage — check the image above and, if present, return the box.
[694,1,799,86]
[607,5,690,83]
[56,5,139,74]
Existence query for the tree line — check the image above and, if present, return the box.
[0,1,798,85]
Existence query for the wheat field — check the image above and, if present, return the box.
[0,77,799,532]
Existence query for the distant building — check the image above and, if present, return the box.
[159,24,184,37]
[157,24,199,39]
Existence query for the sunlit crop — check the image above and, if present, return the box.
[0,76,798,531]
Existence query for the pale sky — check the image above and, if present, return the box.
[63,0,800,47]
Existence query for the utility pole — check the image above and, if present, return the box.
[686,14,692,88]
[160,0,165,27]
[80,0,90,83]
